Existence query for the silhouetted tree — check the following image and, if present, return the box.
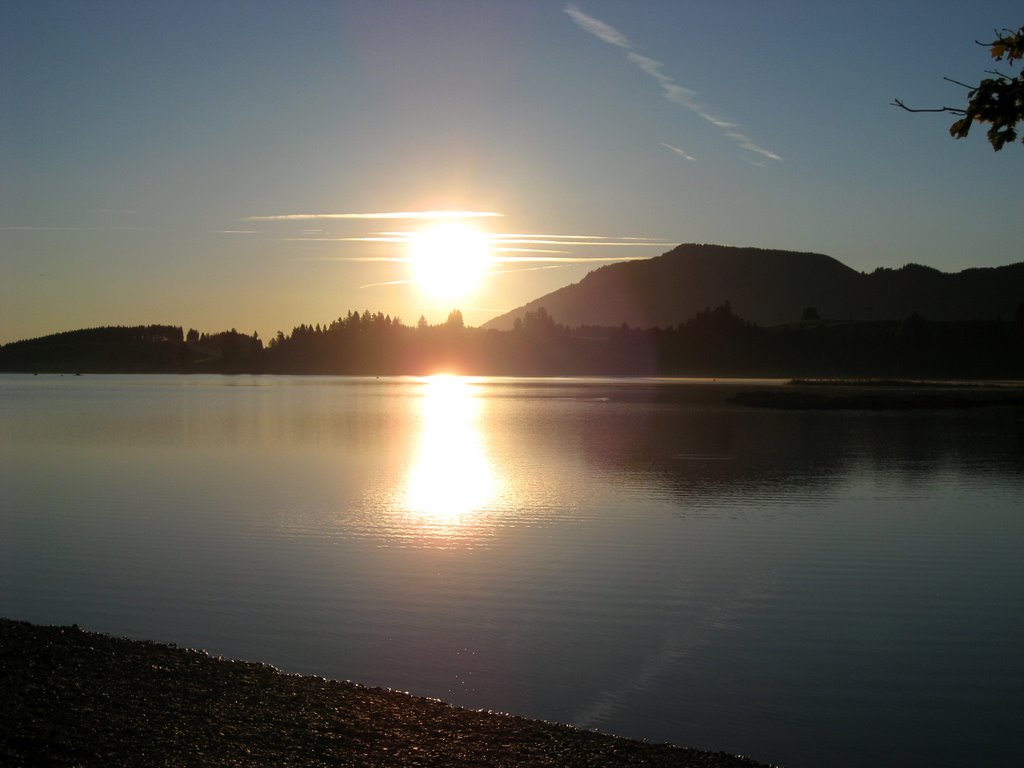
[801,306,821,322]
[521,307,558,336]
[6,311,1024,377]
[894,25,1024,150]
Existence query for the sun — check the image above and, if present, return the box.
[407,222,493,300]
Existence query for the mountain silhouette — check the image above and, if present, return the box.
[483,244,1024,329]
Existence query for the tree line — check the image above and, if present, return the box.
[2,304,1023,378]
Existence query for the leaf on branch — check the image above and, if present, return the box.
[949,117,972,139]
[900,24,1023,151]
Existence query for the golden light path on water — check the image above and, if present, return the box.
[401,375,502,540]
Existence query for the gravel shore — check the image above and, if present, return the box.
[1,618,773,767]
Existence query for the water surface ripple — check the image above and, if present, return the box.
[2,374,1022,768]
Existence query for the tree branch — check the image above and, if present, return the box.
[891,98,967,116]
[942,76,976,90]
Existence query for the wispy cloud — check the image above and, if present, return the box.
[659,143,696,162]
[493,255,651,263]
[298,253,653,265]
[280,233,673,248]
[564,4,781,163]
[287,227,668,297]
[494,247,570,254]
[492,239,669,247]
[697,111,739,130]
[215,229,259,234]
[243,210,503,222]
[1,226,82,231]
[0,225,150,232]
[359,277,415,289]
[565,4,630,48]
[626,53,696,107]
[282,236,407,242]
[357,257,646,290]
[725,132,783,162]
[484,265,573,281]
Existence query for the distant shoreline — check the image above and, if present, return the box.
[732,379,1024,410]
[4,311,1024,380]
[0,618,774,767]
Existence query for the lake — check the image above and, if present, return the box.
[1,374,1021,767]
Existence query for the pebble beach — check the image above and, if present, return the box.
[1,618,773,767]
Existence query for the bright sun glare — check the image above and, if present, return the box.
[403,375,499,531]
[407,222,493,300]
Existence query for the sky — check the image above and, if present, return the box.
[2,0,1022,345]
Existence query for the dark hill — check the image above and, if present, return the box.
[482,244,1024,329]
[0,325,185,372]
[0,325,262,373]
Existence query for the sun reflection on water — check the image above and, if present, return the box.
[402,375,501,538]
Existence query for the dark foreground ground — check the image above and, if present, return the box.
[0,619,773,767]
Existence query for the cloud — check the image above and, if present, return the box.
[299,253,654,265]
[0,226,81,231]
[487,233,674,249]
[565,4,781,163]
[0,225,150,232]
[359,277,415,289]
[281,232,673,248]
[495,255,651,263]
[243,210,503,222]
[659,143,697,162]
[626,53,696,107]
[565,4,631,48]
[281,236,407,242]
[493,239,669,247]
[489,233,666,241]
[494,247,571,254]
[725,132,783,162]
[696,110,739,130]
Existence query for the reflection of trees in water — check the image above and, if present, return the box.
[855,410,1024,483]
[568,393,1024,507]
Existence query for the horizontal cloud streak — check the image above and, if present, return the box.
[244,210,503,222]
[494,233,653,240]
[494,239,670,247]
[359,277,415,288]
[358,231,669,242]
[281,234,673,247]
[495,255,650,263]
[1,225,149,231]
[300,254,651,265]
[494,248,570,254]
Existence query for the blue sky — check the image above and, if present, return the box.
[2,1,1021,344]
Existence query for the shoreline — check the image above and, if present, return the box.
[732,379,1024,410]
[1,618,774,767]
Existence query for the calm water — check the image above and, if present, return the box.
[2,374,1022,767]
